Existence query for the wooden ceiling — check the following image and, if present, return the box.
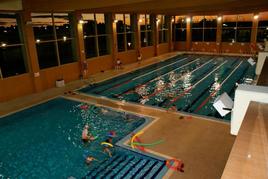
[19,0,268,15]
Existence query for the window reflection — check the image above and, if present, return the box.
[32,13,76,69]
[115,14,135,52]
[82,13,110,58]
[158,15,168,44]
[0,13,27,78]
[174,16,186,42]
[257,12,268,42]
[140,14,153,47]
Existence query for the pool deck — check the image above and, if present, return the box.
[0,51,236,179]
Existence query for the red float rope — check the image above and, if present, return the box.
[165,159,184,172]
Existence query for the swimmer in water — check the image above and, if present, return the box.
[103,138,113,157]
[85,156,98,165]
[82,124,95,143]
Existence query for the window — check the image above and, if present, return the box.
[192,16,217,42]
[158,15,168,44]
[82,13,110,58]
[204,16,217,41]
[222,14,252,42]
[257,12,268,42]
[0,13,27,78]
[32,13,77,69]
[115,14,135,52]
[192,16,204,42]
[237,14,252,42]
[222,15,237,42]
[139,14,153,47]
[173,16,186,41]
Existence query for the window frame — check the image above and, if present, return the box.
[140,14,153,47]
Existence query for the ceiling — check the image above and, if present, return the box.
[9,0,268,15]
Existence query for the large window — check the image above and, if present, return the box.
[82,13,110,58]
[0,13,27,78]
[173,16,186,41]
[115,14,135,52]
[32,13,76,69]
[222,14,252,42]
[139,14,153,47]
[192,16,217,42]
[257,12,268,42]
[157,15,168,44]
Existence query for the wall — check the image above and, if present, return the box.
[117,50,137,65]
[140,46,155,60]
[231,84,268,135]
[0,0,22,10]
[39,62,80,90]
[191,42,218,53]
[0,73,34,101]
[221,42,251,54]
[174,42,187,51]
[157,43,169,55]
[87,55,113,74]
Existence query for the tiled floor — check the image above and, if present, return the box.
[0,52,236,179]
[221,102,268,179]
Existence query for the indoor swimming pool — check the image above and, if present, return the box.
[0,98,167,178]
[80,54,256,120]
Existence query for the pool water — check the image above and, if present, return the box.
[0,98,166,178]
[80,54,256,121]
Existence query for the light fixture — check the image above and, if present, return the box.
[138,19,142,23]
[3,30,7,33]
[114,19,118,23]
[254,14,259,20]
[63,36,67,41]
[79,20,86,24]
[266,27,268,30]
[186,17,191,22]
[156,18,160,23]
[171,18,175,23]
[36,39,40,43]
[1,43,7,47]
[217,16,222,21]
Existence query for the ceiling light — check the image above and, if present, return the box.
[36,39,40,43]
[217,16,222,21]
[186,17,191,22]
[254,15,259,20]
[79,20,86,24]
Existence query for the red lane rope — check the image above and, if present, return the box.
[194,84,222,113]
[166,86,193,109]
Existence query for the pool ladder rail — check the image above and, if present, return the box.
[82,153,166,179]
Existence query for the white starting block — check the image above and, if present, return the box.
[213,92,233,117]
[247,57,256,66]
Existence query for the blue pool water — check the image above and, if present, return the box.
[0,98,167,178]
[80,54,256,121]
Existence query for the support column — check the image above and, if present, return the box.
[74,11,87,78]
[216,17,222,53]
[152,14,158,56]
[251,17,258,54]
[20,11,43,92]
[135,14,141,57]
[186,16,192,51]
[168,16,174,52]
[110,13,118,68]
